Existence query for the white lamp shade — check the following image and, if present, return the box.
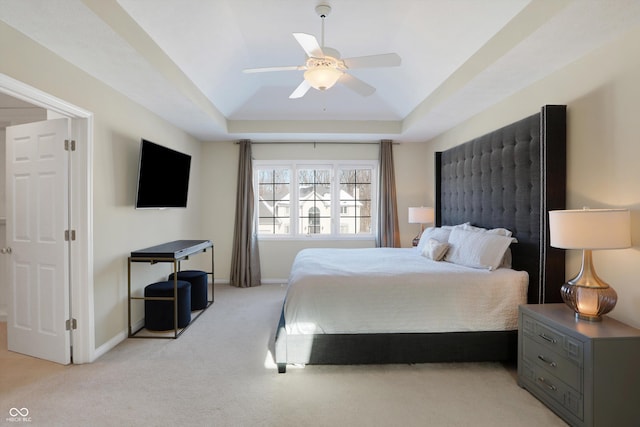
[549,208,631,249]
[408,207,435,224]
[304,66,343,90]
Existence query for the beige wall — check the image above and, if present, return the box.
[0,22,203,348]
[199,141,430,283]
[425,25,640,328]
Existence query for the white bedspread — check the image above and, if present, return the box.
[284,248,528,335]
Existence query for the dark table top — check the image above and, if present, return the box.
[130,240,212,260]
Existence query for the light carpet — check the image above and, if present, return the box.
[0,283,566,426]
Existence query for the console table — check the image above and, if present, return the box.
[128,239,214,339]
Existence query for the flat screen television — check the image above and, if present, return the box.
[135,139,191,209]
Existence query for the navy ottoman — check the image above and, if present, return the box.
[144,280,191,330]
[168,270,208,310]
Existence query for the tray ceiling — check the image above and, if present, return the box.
[1,0,640,142]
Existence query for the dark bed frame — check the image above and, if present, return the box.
[274,105,566,373]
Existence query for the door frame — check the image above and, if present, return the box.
[0,73,94,363]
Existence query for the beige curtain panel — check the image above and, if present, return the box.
[376,139,401,248]
[230,140,262,287]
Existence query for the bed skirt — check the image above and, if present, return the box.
[274,309,517,373]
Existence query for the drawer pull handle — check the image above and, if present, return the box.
[539,333,557,344]
[537,354,557,368]
[537,377,557,392]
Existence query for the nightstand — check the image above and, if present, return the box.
[518,304,640,427]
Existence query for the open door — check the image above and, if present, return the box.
[5,118,71,364]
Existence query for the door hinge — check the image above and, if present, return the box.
[65,230,76,241]
[65,139,76,151]
[65,318,77,331]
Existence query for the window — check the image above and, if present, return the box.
[254,161,377,239]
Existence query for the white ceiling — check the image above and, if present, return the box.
[1,0,640,143]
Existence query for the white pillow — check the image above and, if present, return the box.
[460,224,516,267]
[499,248,512,269]
[415,227,452,253]
[461,223,514,238]
[445,228,514,271]
[421,238,450,261]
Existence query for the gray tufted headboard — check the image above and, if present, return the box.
[435,105,566,304]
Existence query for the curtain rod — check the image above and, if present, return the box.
[234,140,398,145]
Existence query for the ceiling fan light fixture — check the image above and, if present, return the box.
[243,3,399,98]
[304,66,343,91]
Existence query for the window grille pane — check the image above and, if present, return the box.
[339,168,372,234]
[257,168,291,235]
[298,169,331,234]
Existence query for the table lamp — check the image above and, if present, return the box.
[408,207,435,246]
[548,208,631,321]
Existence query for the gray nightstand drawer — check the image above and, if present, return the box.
[521,359,583,419]
[522,313,583,364]
[522,335,581,391]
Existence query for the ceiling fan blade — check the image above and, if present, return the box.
[243,65,304,73]
[339,73,376,97]
[342,53,401,69]
[293,33,324,58]
[289,80,312,99]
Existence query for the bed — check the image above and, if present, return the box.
[274,105,567,373]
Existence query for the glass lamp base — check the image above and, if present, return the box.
[560,282,617,322]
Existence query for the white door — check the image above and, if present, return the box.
[5,118,70,364]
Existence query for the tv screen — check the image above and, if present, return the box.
[135,139,191,209]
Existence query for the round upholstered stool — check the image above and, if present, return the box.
[168,270,208,310]
[144,280,191,331]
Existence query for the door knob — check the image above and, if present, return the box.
[0,247,12,254]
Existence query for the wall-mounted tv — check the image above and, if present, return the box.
[135,139,191,209]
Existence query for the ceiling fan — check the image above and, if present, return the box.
[242,4,401,99]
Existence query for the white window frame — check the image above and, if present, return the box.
[254,160,378,240]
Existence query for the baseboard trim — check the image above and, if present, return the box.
[259,279,288,285]
[213,279,287,286]
[92,329,127,362]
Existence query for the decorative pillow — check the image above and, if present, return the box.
[444,228,514,271]
[421,238,450,261]
[415,227,452,253]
